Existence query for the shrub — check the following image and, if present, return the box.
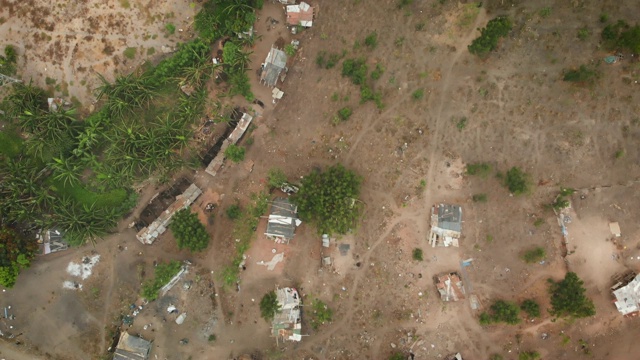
[468,16,512,56]
[412,248,423,261]
[480,300,521,325]
[342,58,368,85]
[551,196,570,210]
[141,261,182,300]
[563,65,598,84]
[466,162,492,177]
[520,299,541,318]
[519,351,541,360]
[504,166,530,195]
[293,164,362,235]
[371,64,384,80]
[267,168,287,188]
[224,144,245,163]
[577,27,590,40]
[523,247,545,263]
[284,44,296,56]
[472,193,487,202]
[226,204,241,219]
[337,107,352,121]
[412,88,424,100]
[364,31,378,48]
[602,20,640,53]
[539,7,551,18]
[260,290,280,321]
[123,47,137,59]
[389,353,406,360]
[170,209,210,252]
[310,299,333,329]
[165,23,176,35]
[208,334,216,342]
[548,272,595,318]
[456,116,468,130]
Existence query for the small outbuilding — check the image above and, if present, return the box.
[260,47,288,87]
[272,287,302,342]
[113,332,152,360]
[286,2,314,28]
[612,272,640,317]
[265,197,299,243]
[435,272,466,302]
[429,204,462,247]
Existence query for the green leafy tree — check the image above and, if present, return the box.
[267,168,287,188]
[504,166,530,195]
[468,16,512,56]
[520,299,541,318]
[293,165,362,235]
[548,272,595,318]
[260,290,280,321]
[224,144,245,163]
[480,300,521,325]
[170,209,210,252]
[0,226,38,288]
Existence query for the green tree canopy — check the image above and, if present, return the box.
[195,0,260,43]
[549,272,595,318]
[504,166,530,195]
[480,300,521,325]
[293,164,362,235]
[170,209,210,252]
[260,290,280,321]
[0,226,37,288]
[468,16,512,56]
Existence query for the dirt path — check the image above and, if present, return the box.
[98,252,117,353]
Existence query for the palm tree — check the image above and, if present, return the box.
[4,81,47,119]
[50,156,82,186]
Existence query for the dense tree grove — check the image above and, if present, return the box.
[549,272,596,318]
[293,165,362,235]
[170,209,211,252]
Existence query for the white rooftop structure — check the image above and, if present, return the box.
[272,287,302,342]
[613,274,640,316]
[286,2,314,28]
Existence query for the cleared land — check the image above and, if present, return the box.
[2,0,640,360]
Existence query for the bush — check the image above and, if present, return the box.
[523,247,545,263]
[563,65,598,84]
[602,20,640,53]
[472,193,487,202]
[224,144,245,163]
[520,299,541,318]
[364,31,378,48]
[412,89,424,100]
[284,44,296,56]
[267,168,287,188]
[170,209,211,252]
[337,107,352,121]
[456,116,468,130]
[519,351,541,360]
[293,164,362,235]
[165,23,176,35]
[260,290,280,321]
[412,248,423,261]
[468,16,512,56]
[310,298,333,329]
[549,272,595,318]
[342,58,368,85]
[504,166,530,195]
[466,162,492,177]
[551,196,570,210]
[226,204,241,219]
[141,261,182,300]
[389,353,406,360]
[371,64,384,80]
[194,0,258,42]
[480,300,521,325]
[123,47,137,59]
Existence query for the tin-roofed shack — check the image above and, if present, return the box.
[435,272,466,302]
[612,272,640,317]
[265,197,300,243]
[272,287,302,342]
[113,332,152,360]
[260,46,288,87]
[429,204,462,247]
[286,2,314,28]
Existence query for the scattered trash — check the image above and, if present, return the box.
[176,313,187,325]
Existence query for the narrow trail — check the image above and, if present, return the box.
[98,253,118,353]
[302,13,488,356]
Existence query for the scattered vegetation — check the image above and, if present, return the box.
[123,47,137,59]
[504,166,530,195]
[226,204,242,219]
[293,164,362,235]
[260,290,280,321]
[267,168,287,188]
[472,193,487,203]
[309,298,333,329]
[466,162,492,177]
[518,351,541,360]
[170,209,210,252]
[165,23,176,35]
[548,272,596,318]
[456,116,468,130]
[480,300,521,325]
[522,247,545,263]
[563,65,599,84]
[468,17,512,56]
[412,89,424,100]
[141,260,182,301]
[364,31,378,49]
[412,248,423,261]
[224,144,246,163]
[284,44,296,56]
[370,64,384,80]
[520,299,541,318]
[602,20,640,53]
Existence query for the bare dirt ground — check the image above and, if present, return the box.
[2,0,640,359]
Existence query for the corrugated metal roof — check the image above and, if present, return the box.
[614,274,640,315]
[436,204,462,232]
[265,197,297,240]
[286,2,314,27]
[260,47,287,87]
[114,333,151,360]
